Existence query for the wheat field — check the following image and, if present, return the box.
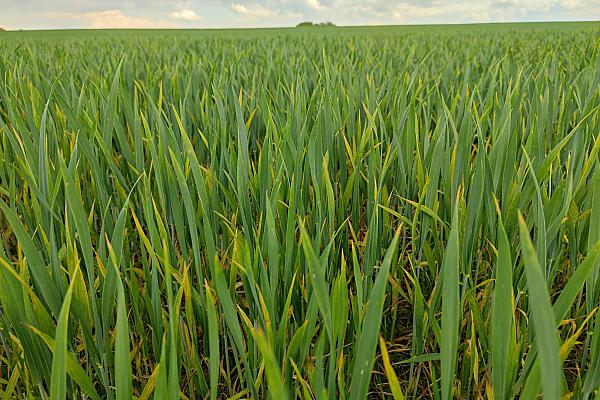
[0,22,599,399]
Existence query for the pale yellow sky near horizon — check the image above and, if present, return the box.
[0,0,598,30]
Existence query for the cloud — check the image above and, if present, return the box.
[170,9,200,21]
[303,0,325,11]
[230,3,301,19]
[492,0,523,7]
[230,3,273,17]
[61,9,177,28]
[489,0,594,18]
[392,3,441,19]
[470,10,490,22]
[3,0,600,30]
[389,1,476,22]
[552,0,588,10]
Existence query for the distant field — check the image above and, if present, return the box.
[0,22,599,399]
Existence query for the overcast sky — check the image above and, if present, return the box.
[0,0,597,30]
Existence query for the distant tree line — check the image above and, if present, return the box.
[296,21,336,27]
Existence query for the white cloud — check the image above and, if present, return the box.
[392,3,438,19]
[391,1,466,21]
[170,9,201,21]
[304,0,326,11]
[492,0,523,7]
[470,10,490,22]
[5,0,600,30]
[554,0,582,9]
[490,0,592,17]
[67,9,177,28]
[230,3,273,17]
[230,3,301,19]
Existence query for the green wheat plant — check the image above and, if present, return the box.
[0,22,599,399]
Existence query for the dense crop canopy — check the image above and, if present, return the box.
[0,22,599,399]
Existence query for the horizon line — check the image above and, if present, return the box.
[1,19,599,32]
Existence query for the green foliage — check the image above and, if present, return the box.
[0,22,599,399]
[297,21,336,27]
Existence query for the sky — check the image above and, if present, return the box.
[0,0,598,30]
